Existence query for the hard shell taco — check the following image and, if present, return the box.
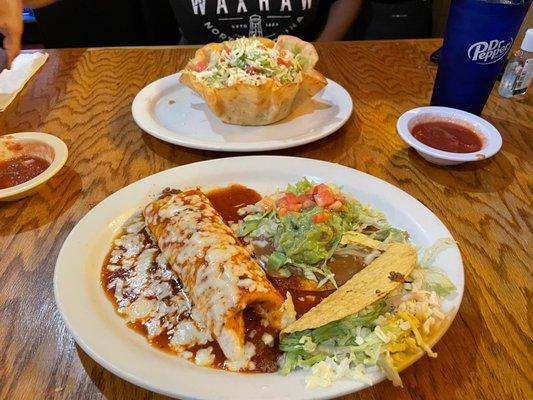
[179,35,327,126]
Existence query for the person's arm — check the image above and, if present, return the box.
[0,0,58,68]
[316,0,362,41]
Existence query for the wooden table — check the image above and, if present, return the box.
[0,40,531,400]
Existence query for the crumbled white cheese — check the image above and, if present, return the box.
[126,220,146,234]
[125,297,157,322]
[171,320,211,348]
[112,279,124,301]
[109,249,124,264]
[153,282,172,300]
[217,327,242,362]
[107,264,121,272]
[195,347,215,366]
[261,333,274,347]
[145,317,163,338]
[251,239,269,248]
[116,233,144,258]
[224,342,256,372]
[399,320,411,331]
[299,336,317,352]
[306,357,372,388]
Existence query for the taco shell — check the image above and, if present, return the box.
[282,243,417,334]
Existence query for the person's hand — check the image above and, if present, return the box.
[0,0,23,69]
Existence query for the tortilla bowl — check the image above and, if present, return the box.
[179,36,327,126]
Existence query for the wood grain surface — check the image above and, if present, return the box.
[0,40,531,400]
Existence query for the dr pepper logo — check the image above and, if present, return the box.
[467,39,513,65]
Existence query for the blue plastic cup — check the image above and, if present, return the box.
[430,0,532,115]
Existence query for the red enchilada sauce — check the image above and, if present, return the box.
[412,121,483,153]
[0,155,50,189]
[207,184,262,223]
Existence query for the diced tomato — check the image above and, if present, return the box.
[302,199,315,209]
[284,192,299,204]
[328,200,343,210]
[297,194,314,208]
[313,186,335,207]
[287,203,302,212]
[312,212,330,224]
[312,184,330,195]
[277,57,290,67]
[297,194,315,209]
[278,193,303,213]
[277,198,289,209]
[193,59,208,72]
[279,207,288,217]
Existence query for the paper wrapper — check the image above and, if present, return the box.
[0,52,48,112]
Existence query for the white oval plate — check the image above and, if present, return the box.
[55,156,463,400]
[131,75,353,152]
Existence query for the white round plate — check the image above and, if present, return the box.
[0,132,68,201]
[131,75,353,152]
[55,156,463,400]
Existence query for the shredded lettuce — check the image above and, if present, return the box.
[415,238,457,296]
[277,207,340,266]
[419,238,455,267]
[285,177,315,195]
[419,268,456,297]
[280,301,388,375]
[234,178,398,282]
[266,251,288,270]
[236,209,278,238]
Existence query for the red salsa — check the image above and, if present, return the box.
[412,121,483,153]
[0,155,50,189]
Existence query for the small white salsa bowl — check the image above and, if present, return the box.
[396,106,502,165]
[0,132,68,201]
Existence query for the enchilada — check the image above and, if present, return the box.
[143,188,289,369]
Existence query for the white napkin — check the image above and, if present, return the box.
[0,52,49,112]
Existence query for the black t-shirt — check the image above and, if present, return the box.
[169,0,332,44]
